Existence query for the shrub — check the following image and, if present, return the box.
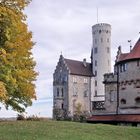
[17,114,25,120]
[26,115,41,121]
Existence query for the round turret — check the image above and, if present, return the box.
[91,23,111,101]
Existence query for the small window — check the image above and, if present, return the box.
[120,65,123,72]
[95,39,97,44]
[95,60,97,66]
[61,88,64,97]
[99,30,101,34]
[107,47,110,53]
[84,90,88,97]
[123,63,127,71]
[95,80,97,86]
[73,87,78,96]
[94,47,98,54]
[73,77,77,83]
[107,38,109,42]
[121,99,126,104]
[95,71,97,76]
[95,90,97,96]
[110,92,115,102]
[61,103,64,109]
[135,97,140,104]
[137,60,140,67]
[57,88,59,97]
[101,38,103,43]
[84,78,88,84]
[120,63,127,72]
[108,60,110,66]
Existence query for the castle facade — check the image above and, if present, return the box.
[53,23,140,124]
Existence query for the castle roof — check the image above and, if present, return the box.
[116,38,140,63]
[64,58,93,77]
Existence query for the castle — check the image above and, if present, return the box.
[53,23,140,124]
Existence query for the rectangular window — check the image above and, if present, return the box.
[61,88,64,97]
[123,63,127,71]
[110,92,115,102]
[101,38,103,43]
[84,90,88,97]
[95,60,97,66]
[73,86,78,96]
[61,103,64,109]
[73,77,77,83]
[95,70,97,76]
[84,78,88,84]
[120,63,127,72]
[107,38,109,42]
[95,90,97,96]
[57,88,59,97]
[94,47,98,54]
[107,47,110,53]
[108,60,110,66]
[137,60,140,66]
[120,65,123,72]
[95,80,97,86]
[95,39,97,44]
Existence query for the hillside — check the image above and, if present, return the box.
[0,120,140,140]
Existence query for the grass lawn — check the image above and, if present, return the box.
[0,120,140,140]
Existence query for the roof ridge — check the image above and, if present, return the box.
[64,58,91,64]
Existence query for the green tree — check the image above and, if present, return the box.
[0,0,38,112]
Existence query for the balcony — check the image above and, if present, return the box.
[92,101,105,110]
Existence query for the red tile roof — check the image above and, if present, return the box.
[64,59,93,77]
[88,114,140,122]
[117,38,140,63]
[117,53,129,62]
[125,38,140,60]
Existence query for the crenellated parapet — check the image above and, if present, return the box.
[92,23,111,35]
[103,73,117,84]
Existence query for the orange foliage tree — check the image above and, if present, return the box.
[0,0,38,112]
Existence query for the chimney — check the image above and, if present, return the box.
[83,58,87,67]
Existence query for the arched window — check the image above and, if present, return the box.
[120,99,126,104]
[135,97,140,104]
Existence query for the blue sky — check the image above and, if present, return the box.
[0,0,140,118]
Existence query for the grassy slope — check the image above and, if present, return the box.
[0,121,140,140]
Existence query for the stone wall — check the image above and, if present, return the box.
[68,75,91,116]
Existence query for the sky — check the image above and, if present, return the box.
[0,0,140,118]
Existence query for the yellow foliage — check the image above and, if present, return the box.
[0,0,38,112]
[0,81,8,102]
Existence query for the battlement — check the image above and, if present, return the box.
[92,23,111,27]
[92,23,111,35]
[103,73,117,83]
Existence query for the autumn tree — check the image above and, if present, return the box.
[0,0,38,112]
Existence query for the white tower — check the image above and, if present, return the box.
[91,23,111,102]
